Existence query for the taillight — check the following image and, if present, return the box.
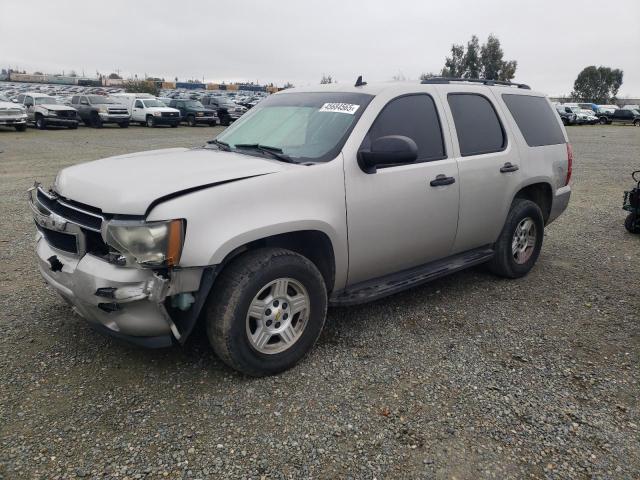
[565,143,573,186]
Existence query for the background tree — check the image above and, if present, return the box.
[108,72,122,79]
[33,71,44,75]
[320,74,333,84]
[462,35,480,79]
[123,79,158,96]
[282,82,294,89]
[479,35,516,81]
[439,34,517,81]
[571,66,624,103]
[441,44,465,77]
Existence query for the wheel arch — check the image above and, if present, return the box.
[513,182,553,223]
[214,230,337,294]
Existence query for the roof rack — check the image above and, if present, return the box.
[421,77,531,90]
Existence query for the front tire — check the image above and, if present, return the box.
[35,115,46,130]
[119,122,129,128]
[15,124,26,132]
[599,117,608,125]
[146,116,155,127]
[205,248,328,376]
[489,199,544,278]
[634,120,640,127]
[91,113,103,128]
[187,115,196,127]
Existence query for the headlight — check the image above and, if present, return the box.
[103,219,185,267]
[153,111,162,117]
[99,106,109,113]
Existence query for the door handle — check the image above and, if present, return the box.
[500,162,519,173]
[430,174,456,187]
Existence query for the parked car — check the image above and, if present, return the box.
[580,109,599,125]
[621,104,640,111]
[28,78,571,376]
[166,99,218,126]
[16,92,78,129]
[0,94,28,131]
[555,105,577,126]
[201,96,245,126]
[70,95,130,128]
[597,109,640,126]
[112,94,181,127]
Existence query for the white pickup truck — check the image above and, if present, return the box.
[111,94,181,127]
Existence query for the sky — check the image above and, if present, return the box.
[1,0,639,97]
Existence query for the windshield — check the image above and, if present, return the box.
[185,101,204,108]
[0,95,9,102]
[88,95,116,104]
[142,99,166,108]
[35,97,57,105]
[215,92,373,162]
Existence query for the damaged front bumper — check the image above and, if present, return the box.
[36,235,210,347]
[29,184,215,348]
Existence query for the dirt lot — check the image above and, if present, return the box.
[0,124,638,479]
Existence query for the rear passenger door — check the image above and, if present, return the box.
[345,93,460,285]
[438,87,523,254]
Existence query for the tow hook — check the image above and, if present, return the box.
[47,255,63,272]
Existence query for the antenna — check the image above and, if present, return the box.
[354,75,367,87]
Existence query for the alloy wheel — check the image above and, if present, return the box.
[245,278,310,354]
[512,217,537,264]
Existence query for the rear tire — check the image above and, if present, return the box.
[205,248,328,376]
[625,214,640,233]
[634,120,640,127]
[488,199,544,278]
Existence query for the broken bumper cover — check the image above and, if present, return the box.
[36,235,181,348]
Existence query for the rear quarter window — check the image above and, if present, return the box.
[502,94,565,147]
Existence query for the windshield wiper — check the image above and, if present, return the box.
[207,139,231,151]
[233,143,297,163]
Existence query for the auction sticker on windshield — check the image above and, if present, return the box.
[319,103,360,114]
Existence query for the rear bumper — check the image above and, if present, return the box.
[548,185,571,224]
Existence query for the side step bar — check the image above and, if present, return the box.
[330,246,494,306]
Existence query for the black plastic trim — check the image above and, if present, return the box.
[88,323,174,348]
[330,246,494,306]
[421,77,531,90]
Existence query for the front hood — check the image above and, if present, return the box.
[147,107,179,113]
[54,147,289,215]
[0,101,23,110]
[41,104,76,111]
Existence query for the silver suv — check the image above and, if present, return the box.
[28,78,572,376]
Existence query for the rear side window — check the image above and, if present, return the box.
[448,93,506,156]
[363,94,446,162]
[502,94,565,147]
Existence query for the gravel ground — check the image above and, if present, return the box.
[0,124,638,480]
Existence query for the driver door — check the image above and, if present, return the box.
[344,93,460,285]
[132,99,145,122]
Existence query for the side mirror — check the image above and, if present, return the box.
[358,135,418,173]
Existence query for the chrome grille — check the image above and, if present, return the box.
[0,108,23,116]
[35,188,104,232]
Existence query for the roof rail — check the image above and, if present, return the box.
[421,77,531,90]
